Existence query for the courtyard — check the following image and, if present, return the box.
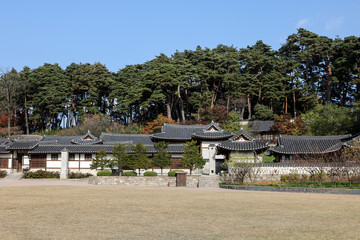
[0,180,359,239]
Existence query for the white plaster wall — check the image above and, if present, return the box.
[80,161,92,169]
[69,161,79,169]
[80,154,85,160]
[75,154,80,160]
[46,154,51,160]
[47,161,61,168]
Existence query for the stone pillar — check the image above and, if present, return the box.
[208,144,216,175]
[60,148,69,179]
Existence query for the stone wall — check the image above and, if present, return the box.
[221,165,357,183]
[88,175,201,188]
[198,175,220,188]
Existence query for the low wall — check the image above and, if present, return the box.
[220,185,360,195]
[221,165,360,183]
[88,176,201,187]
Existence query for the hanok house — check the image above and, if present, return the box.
[271,134,353,163]
[217,129,268,163]
[9,131,187,175]
[249,120,276,143]
[152,122,233,175]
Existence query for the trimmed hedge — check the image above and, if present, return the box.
[123,171,137,176]
[23,170,60,179]
[144,171,157,176]
[0,170,7,178]
[69,172,93,179]
[168,170,183,177]
[97,170,112,176]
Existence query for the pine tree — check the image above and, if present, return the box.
[153,142,172,175]
[179,140,205,175]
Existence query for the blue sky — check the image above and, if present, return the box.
[1,0,359,72]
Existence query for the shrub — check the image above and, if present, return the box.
[144,171,157,176]
[0,170,7,178]
[281,174,300,182]
[69,172,93,179]
[23,170,60,179]
[168,170,183,177]
[310,173,328,182]
[123,171,137,176]
[97,170,112,176]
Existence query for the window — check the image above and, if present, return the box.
[85,154,92,161]
[51,154,59,160]
[69,154,75,161]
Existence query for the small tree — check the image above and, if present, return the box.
[179,140,205,175]
[90,150,109,171]
[153,141,172,175]
[130,143,152,175]
[253,104,274,120]
[111,144,129,176]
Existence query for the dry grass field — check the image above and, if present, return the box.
[0,185,360,240]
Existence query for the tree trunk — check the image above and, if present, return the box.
[240,107,245,120]
[247,93,252,120]
[7,107,11,138]
[177,85,185,123]
[226,95,230,113]
[285,97,288,114]
[24,95,29,135]
[166,95,172,119]
[325,59,332,103]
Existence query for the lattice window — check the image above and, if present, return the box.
[69,154,75,161]
[51,154,59,160]
[85,154,92,161]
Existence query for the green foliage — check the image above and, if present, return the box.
[303,104,354,135]
[23,170,60,179]
[123,171,137,176]
[262,153,275,163]
[3,30,360,135]
[168,170,184,177]
[129,143,151,172]
[144,171,157,176]
[111,144,129,175]
[0,170,7,178]
[97,170,112,176]
[179,140,205,175]
[68,172,93,179]
[253,104,274,120]
[223,110,242,133]
[152,141,172,175]
[90,150,109,171]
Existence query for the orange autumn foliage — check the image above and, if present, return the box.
[141,114,177,134]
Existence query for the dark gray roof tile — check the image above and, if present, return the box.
[271,135,351,154]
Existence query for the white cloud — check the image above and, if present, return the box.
[296,18,310,28]
[326,16,344,30]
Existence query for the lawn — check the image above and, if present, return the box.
[0,186,359,240]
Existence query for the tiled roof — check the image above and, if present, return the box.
[6,140,39,150]
[229,129,255,141]
[218,140,268,151]
[218,129,268,151]
[0,146,9,154]
[100,133,154,145]
[250,121,274,132]
[152,123,232,140]
[271,135,351,154]
[30,143,184,154]
[71,130,102,145]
